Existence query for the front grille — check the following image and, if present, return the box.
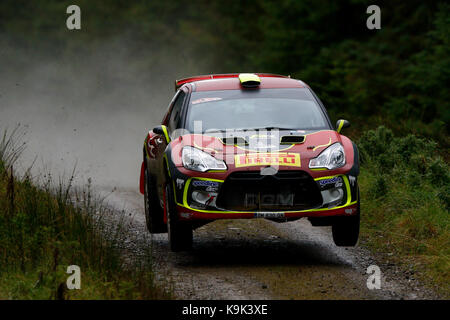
[216,170,323,211]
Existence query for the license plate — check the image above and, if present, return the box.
[254,212,285,219]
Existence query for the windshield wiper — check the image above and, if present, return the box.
[203,127,297,133]
[247,126,297,131]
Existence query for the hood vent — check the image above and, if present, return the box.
[280,135,305,144]
[221,137,249,146]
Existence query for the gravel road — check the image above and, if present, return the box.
[105,187,440,300]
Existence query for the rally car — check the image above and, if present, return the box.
[140,73,360,251]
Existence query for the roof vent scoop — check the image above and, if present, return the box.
[238,73,261,88]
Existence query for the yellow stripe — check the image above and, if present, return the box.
[172,180,178,203]
[337,120,345,133]
[162,125,171,143]
[312,137,332,151]
[193,140,219,153]
[182,178,191,207]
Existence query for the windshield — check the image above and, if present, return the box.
[185,88,330,132]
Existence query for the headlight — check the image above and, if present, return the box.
[182,146,227,172]
[309,143,346,170]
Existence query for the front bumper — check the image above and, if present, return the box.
[176,202,358,220]
[169,167,359,221]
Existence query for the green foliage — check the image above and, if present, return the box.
[0,129,169,299]
[400,3,450,124]
[358,126,449,294]
[358,126,449,185]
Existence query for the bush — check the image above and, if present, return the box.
[358,126,449,186]
[0,128,169,299]
[358,126,449,295]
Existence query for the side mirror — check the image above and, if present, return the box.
[336,119,350,133]
[153,125,171,143]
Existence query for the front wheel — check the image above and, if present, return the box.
[332,200,360,247]
[165,183,193,252]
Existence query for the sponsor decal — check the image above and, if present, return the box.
[234,152,301,168]
[319,177,343,187]
[192,180,220,187]
[254,212,285,219]
[245,193,294,206]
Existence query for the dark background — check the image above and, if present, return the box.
[1,0,448,146]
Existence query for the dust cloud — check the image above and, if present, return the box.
[0,37,200,190]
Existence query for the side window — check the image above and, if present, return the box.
[168,91,186,132]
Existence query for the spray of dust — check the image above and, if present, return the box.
[0,36,206,191]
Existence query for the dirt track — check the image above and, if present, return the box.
[107,187,439,300]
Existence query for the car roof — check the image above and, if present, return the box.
[176,73,307,92]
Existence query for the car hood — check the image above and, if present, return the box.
[170,129,346,170]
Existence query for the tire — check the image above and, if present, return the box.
[144,167,166,233]
[332,199,360,247]
[165,183,192,252]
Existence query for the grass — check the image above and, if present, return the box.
[357,126,450,297]
[0,127,171,299]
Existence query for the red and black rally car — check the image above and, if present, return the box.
[140,73,360,251]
